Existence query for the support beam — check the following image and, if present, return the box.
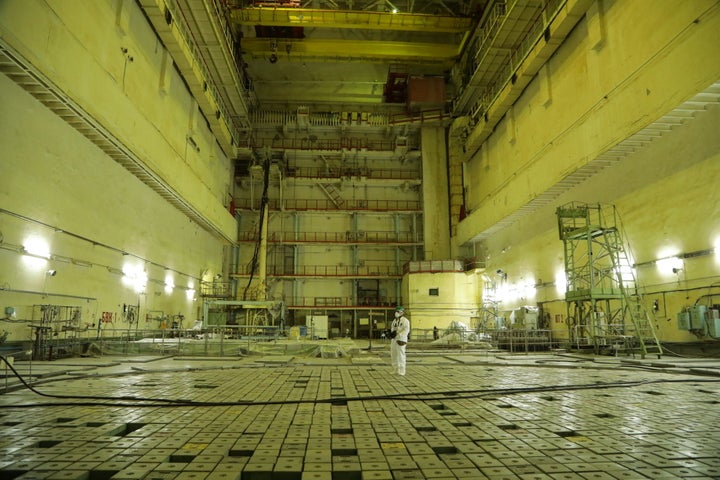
[240,38,459,65]
[231,7,472,33]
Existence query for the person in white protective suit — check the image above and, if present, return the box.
[390,306,410,375]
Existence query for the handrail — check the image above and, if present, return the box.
[287,296,400,308]
[233,198,422,211]
[237,230,423,243]
[286,166,419,180]
[237,136,402,151]
[163,0,241,145]
[234,264,403,276]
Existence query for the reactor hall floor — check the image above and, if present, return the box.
[0,346,719,480]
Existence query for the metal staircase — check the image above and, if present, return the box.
[316,181,345,208]
[556,202,662,358]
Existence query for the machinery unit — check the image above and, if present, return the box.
[677,305,718,336]
[708,308,720,337]
[512,306,538,329]
[689,305,707,330]
[308,315,329,339]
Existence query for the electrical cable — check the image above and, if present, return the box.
[242,154,271,301]
[2,355,718,409]
[0,355,192,405]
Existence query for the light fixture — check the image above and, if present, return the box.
[22,236,51,268]
[46,269,57,276]
[657,255,683,275]
[122,264,148,293]
[165,275,175,294]
[24,239,50,258]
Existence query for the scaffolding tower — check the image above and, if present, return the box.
[556,202,662,358]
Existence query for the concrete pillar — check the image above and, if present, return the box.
[421,126,450,259]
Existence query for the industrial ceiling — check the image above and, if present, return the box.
[230,0,477,109]
[139,0,558,139]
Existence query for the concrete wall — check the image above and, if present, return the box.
[403,271,480,330]
[0,0,232,344]
[0,0,236,236]
[453,0,720,344]
[457,1,720,240]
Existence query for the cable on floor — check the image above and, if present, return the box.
[2,354,719,408]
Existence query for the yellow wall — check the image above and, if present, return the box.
[457,1,720,241]
[477,104,720,343]
[404,270,480,330]
[0,0,236,238]
[449,0,720,344]
[0,0,233,343]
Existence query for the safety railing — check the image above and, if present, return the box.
[404,327,557,353]
[404,260,465,273]
[287,296,400,308]
[286,166,419,180]
[237,136,401,151]
[488,328,557,353]
[233,198,422,211]
[251,110,390,127]
[163,0,241,146]
[235,264,403,277]
[237,230,422,243]
[471,0,566,122]
[570,322,636,355]
[18,326,289,359]
[200,281,233,297]
[389,109,448,126]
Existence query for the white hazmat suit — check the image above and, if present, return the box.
[390,308,410,375]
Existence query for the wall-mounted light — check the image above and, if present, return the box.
[22,236,51,269]
[657,255,683,275]
[122,264,147,293]
[164,275,174,294]
[24,237,50,258]
[46,269,57,277]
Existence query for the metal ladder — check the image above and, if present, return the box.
[598,208,663,358]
